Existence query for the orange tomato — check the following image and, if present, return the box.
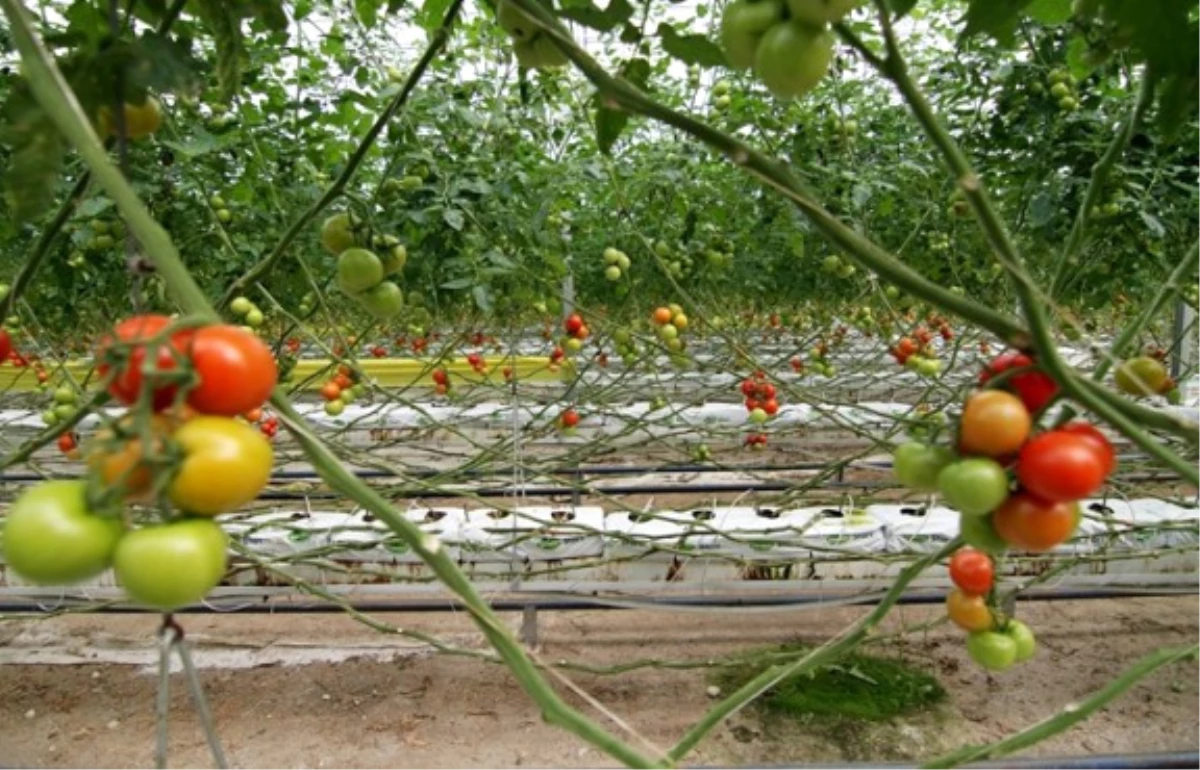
[959,390,1031,457]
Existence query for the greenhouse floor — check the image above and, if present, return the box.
[0,596,1195,768]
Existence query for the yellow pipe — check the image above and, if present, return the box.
[2,356,573,391]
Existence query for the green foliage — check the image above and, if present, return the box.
[718,647,947,721]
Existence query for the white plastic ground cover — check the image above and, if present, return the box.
[2,498,1194,593]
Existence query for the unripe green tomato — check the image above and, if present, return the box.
[245,308,265,328]
[216,208,233,223]
[230,297,253,316]
[324,399,346,416]
[605,265,622,281]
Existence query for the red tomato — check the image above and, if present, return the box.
[0,329,10,362]
[96,314,191,410]
[948,548,994,595]
[1059,422,1116,477]
[992,493,1080,551]
[745,398,761,412]
[759,383,776,400]
[57,432,79,455]
[560,409,580,429]
[185,325,277,417]
[564,313,584,336]
[979,351,1059,414]
[763,398,779,416]
[431,369,448,386]
[319,381,341,401]
[741,379,757,397]
[372,345,388,358]
[1017,430,1108,502]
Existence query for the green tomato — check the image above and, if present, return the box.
[720,0,785,70]
[616,254,631,271]
[1004,619,1037,662]
[754,21,834,99]
[658,323,679,342]
[337,248,384,294]
[603,247,624,264]
[53,385,77,405]
[325,398,346,416]
[381,244,408,274]
[959,512,1009,555]
[966,630,1018,672]
[749,407,768,424]
[892,442,953,492]
[822,255,841,272]
[216,208,233,224]
[113,519,228,610]
[320,213,358,256]
[53,404,77,420]
[1049,82,1071,99]
[359,280,405,319]
[41,409,59,426]
[604,265,622,281]
[938,459,1010,516]
[496,0,537,40]
[1,480,124,585]
[209,194,227,209]
[245,308,265,328]
[513,35,569,69]
[92,234,116,250]
[230,296,253,316]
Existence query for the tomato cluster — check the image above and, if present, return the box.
[321,364,366,415]
[741,370,780,426]
[602,246,632,281]
[651,304,690,354]
[894,350,1118,671]
[320,212,406,320]
[719,0,853,98]
[561,312,591,357]
[431,367,451,396]
[2,315,279,611]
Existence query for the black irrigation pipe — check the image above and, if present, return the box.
[2,586,1194,615]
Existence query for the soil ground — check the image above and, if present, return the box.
[0,596,1196,768]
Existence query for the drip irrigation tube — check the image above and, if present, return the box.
[687,751,1200,769]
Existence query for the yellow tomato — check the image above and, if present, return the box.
[168,416,273,516]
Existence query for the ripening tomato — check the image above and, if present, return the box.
[97,97,163,140]
[652,307,673,325]
[992,493,1080,551]
[979,352,1059,414]
[949,548,994,595]
[333,373,353,390]
[959,390,1031,457]
[946,589,995,632]
[1017,430,1108,502]
[88,415,175,500]
[168,417,273,516]
[763,398,779,416]
[1059,422,1116,477]
[185,325,277,416]
[319,381,342,401]
[114,518,228,610]
[1,480,124,584]
[96,315,191,410]
[1114,356,1169,397]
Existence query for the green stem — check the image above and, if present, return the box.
[922,644,1199,768]
[1049,74,1155,299]
[217,0,463,309]
[4,3,657,766]
[666,538,962,763]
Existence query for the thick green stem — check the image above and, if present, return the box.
[3,3,657,766]
[217,0,463,308]
[922,644,1199,768]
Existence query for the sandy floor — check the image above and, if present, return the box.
[0,596,1196,768]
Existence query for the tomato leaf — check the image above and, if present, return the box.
[593,58,649,155]
[356,0,381,27]
[961,0,1029,45]
[1023,0,1071,24]
[415,0,454,32]
[558,0,634,32]
[657,23,726,67]
[195,0,244,104]
[0,89,65,224]
[885,0,920,17]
